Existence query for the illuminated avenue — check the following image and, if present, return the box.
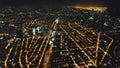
[0,7,120,68]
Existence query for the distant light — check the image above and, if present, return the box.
[55,18,59,24]
[0,21,4,23]
[89,17,94,20]
[52,38,55,41]
[104,22,108,26]
[49,41,53,44]
[32,28,36,35]
[73,6,107,12]
[0,37,4,40]
[88,62,93,66]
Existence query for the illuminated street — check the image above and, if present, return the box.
[0,7,120,68]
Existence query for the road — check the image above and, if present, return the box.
[0,18,114,68]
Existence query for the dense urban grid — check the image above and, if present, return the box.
[0,7,120,68]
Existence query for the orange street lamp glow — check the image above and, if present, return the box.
[73,6,107,12]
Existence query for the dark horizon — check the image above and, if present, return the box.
[0,0,120,17]
[0,0,112,6]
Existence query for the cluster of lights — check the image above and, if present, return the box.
[73,6,107,12]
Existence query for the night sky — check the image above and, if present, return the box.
[0,0,115,6]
